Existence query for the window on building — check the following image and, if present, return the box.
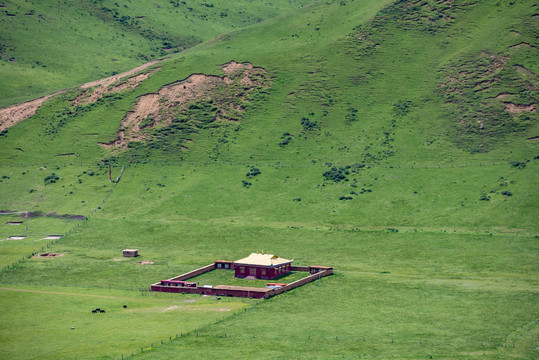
[239,267,244,273]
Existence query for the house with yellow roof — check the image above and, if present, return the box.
[234,252,293,280]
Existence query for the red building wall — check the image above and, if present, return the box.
[234,263,291,280]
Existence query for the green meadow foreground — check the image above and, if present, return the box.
[0,0,537,359]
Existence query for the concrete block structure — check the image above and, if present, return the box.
[123,249,139,257]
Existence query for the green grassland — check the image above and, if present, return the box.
[185,269,308,288]
[0,0,538,359]
[0,0,314,107]
[0,284,251,360]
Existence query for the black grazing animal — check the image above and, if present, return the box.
[91,309,97,313]
[100,310,105,313]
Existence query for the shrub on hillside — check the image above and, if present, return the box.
[479,193,490,201]
[510,161,527,169]
[44,173,60,185]
[301,117,320,131]
[246,167,261,177]
[392,100,413,116]
[322,163,364,183]
[323,167,348,182]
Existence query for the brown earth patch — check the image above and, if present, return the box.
[137,260,154,265]
[503,102,536,113]
[35,253,64,258]
[80,59,161,90]
[508,42,534,50]
[101,61,271,149]
[0,93,61,132]
[73,67,159,106]
[492,92,515,99]
[0,59,162,132]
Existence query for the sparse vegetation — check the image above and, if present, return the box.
[43,173,60,185]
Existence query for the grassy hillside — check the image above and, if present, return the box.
[0,0,314,107]
[0,0,538,359]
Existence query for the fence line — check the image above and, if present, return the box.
[0,167,125,273]
[114,329,513,359]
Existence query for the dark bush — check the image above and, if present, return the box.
[510,161,527,169]
[44,173,60,185]
[301,117,320,131]
[246,167,261,177]
[279,134,292,146]
[392,100,413,116]
[323,167,348,182]
[479,193,490,201]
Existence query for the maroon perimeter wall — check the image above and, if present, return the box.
[151,262,333,299]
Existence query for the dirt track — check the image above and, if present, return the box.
[0,59,163,132]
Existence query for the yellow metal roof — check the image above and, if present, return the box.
[234,253,292,267]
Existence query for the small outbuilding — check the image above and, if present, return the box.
[123,249,139,257]
[234,252,293,280]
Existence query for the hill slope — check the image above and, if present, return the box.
[0,0,314,107]
[0,0,538,359]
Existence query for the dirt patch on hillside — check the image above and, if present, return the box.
[80,59,162,90]
[508,42,534,50]
[0,59,162,132]
[492,93,514,99]
[73,67,159,106]
[100,61,271,149]
[0,93,59,132]
[137,260,154,265]
[503,102,536,113]
[17,211,87,220]
[34,253,64,258]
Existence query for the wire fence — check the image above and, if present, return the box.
[0,167,123,273]
[112,330,517,359]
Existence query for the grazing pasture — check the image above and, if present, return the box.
[0,0,537,358]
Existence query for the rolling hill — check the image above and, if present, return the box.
[0,0,537,359]
[0,0,314,107]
